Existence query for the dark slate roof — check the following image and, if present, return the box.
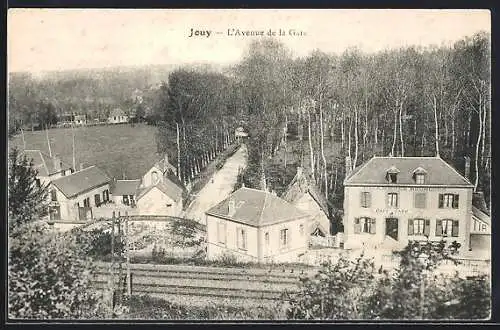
[137,178,183,202]
[472,192,489,215]
[206,187,309,227]
[345,156,473,186]
[472,206,490,226]
[282,167,329,215]
[21,150,72,177]
[111,179,141,196]
[51,166,111,198]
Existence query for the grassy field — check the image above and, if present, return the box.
[9,123,161,180]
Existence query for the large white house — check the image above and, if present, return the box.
[342,156,487,257]
[205,187,312,264]
[49,166,112,222]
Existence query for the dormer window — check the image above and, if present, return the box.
[412,167,427,184]
[386,166,400,184]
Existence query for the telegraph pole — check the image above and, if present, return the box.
[125,211,131,296]
[110,211,115,316]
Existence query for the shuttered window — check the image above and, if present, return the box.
[387,193,398,208]
[94,194,101,207]
[354,217,376,234]
[408,218,430,236]
[439,194,459,209]
[217,222,226,244]
[51,189,57,201]
[436,219,459,237]
[280,229,289,247]
[414,193,427,209]
[360,192,371,208]
[236,227,247,250]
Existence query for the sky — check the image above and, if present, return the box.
[8,9,491,73]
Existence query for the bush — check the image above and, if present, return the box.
[9,222,106,319]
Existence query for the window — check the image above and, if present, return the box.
[265,232,269,246]
[387,193,398,208]
[94,194,101,207]
[217,222,226,244]
[280,229,289,248]
[51,189,57,201]
[166,203,172,207]
[123,195,129,206]
[415,173,425,184]
[414,193,427,209]
[360,192,371,208]
[83,197,90,208]
[35,179,41,187]
[408,218,430,236]
[386,166,400,183]
[354,217,376,234]
[299,224,304,235]
[236,228,247,250]
[474,220,488,232]
[439,194,459,209]
[102,189,109,202]
[436,219,459,237]
[152,171,159,184]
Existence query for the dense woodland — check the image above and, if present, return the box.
[153,32,491,209]
[9,32,491,208]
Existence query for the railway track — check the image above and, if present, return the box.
[92,262,317,306]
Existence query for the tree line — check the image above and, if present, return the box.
[153,32,490,207]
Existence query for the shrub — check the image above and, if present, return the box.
[9,222,106,319]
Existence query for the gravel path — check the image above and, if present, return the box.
[183,144,248,224]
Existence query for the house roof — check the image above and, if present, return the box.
[109,108,127,117]
[21,150,72,177]
[282,167,329,215]
[472,206,490,226]
[111,179,141,196]
[153,157,177,175]
[345,156,473,186]
[206,187,309,227]
[472,192,489,215]
[51,166,111,198]
[136,178,183,202]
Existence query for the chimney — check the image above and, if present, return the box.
[79,163,85,171]
[228,199,236,217]
[296,166,303,178]
[53,155,61,172]
[345,156,352,177]
[164,153,169,166]
[464,156,471,180]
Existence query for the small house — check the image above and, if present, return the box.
[282,166,331,237]
[74,114,87,126]
[205,187,311,264]
[141,154,178,188]
[49,166,111,222]
[110,179,141,207]
[108,108,129,124]
[20,150,74,187]
[136,179,184,216]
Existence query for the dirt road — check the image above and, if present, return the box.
[183,144,248,223]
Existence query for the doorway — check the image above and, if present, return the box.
[385,218,399,240]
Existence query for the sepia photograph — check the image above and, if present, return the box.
[7,9,491,321]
